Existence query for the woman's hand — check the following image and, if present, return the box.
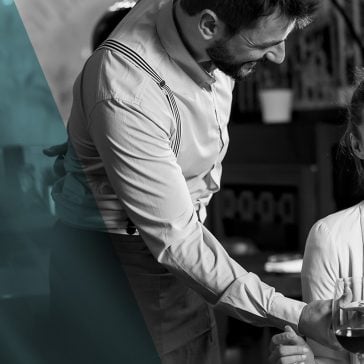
[269,325,315,364]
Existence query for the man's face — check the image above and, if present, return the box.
[207,10,296,81]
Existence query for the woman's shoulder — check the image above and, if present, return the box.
[309,202,363,244]
[314,201,364,229]
[303,203,364,296]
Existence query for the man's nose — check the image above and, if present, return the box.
[265,42,286,64]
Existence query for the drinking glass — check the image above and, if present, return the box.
[332,277,364,363]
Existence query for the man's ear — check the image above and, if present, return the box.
[350,133,364,160]
[198,10,225,41]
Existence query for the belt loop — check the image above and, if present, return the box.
[126,218,137,235]
[195,201,201,222]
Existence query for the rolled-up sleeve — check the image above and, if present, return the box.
[302,221,349,363]
[87,98,305,330]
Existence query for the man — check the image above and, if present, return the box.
[50,0,338,363]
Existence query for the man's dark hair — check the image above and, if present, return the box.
[180,0,319,35]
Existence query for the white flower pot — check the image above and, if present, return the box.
[258,88,293,124]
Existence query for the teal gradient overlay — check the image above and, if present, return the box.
[0,1,159,363]
[0,0,65,146]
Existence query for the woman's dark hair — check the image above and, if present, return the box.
[340,69,364,188]
[180,0,319,35]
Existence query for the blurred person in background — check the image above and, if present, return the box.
[43,1,135,171]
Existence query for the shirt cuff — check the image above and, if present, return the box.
[268,294,306,332]
[214,272,306,331]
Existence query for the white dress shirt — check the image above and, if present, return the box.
[302,202,364,364]
[53,0,305,330]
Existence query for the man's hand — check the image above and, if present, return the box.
[43,142,68,158]
[269,326,314,364]
[43,142,68,177]
[298,297,351,351]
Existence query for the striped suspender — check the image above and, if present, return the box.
[98,39,181,157]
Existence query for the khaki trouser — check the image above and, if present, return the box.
[50,222,221,364]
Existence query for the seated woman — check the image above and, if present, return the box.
[269,74,364,364]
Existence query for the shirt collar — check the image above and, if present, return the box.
[156,0,215,87]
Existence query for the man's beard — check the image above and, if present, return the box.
[207,41,259,81]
